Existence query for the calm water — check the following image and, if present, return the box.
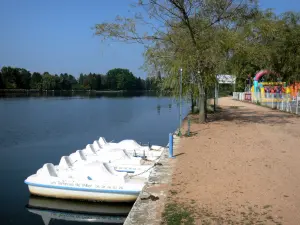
[0,93,189,225]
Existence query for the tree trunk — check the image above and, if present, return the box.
[204,88,208,120]
[214,83,217,112]
[213,97,216,112]
[198,83,205,123]
[191,92,195,113]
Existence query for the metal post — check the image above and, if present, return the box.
[297,96,299,115]
[187,118,191,137]
[271,94,274,109]
[178,68,183,137]
[214,82,218,110]
[168,133,175,158]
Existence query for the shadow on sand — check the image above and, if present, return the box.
[207,106,296,126]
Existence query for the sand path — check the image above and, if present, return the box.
[171,97,300,224]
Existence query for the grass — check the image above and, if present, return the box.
[230,105,240,109]
[162,201,282,225]
[162,203,195,225]
[169,190,178,195]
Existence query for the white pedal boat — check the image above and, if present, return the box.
[69,149,144,166]
[59,153,153,176]
[25,162,145,202]
[88,139,165,160]
[26,196,130,225]
[57,156,152,180]
[98,137,164,151]
[99,137,164,151]
[80,147,143,163]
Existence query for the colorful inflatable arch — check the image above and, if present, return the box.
[251,69,300,101]
[253,70,280,92]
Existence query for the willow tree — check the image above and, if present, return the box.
[94,0,258,122]
[143,17,231,118]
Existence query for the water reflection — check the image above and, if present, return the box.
[0,90,162,99]
[156,104,161,115]
[26,195,132,225]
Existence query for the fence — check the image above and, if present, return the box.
[233,92,300,115]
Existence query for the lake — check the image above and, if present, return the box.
[0,92,189,225]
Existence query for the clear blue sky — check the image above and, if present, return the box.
[0,0,299,78]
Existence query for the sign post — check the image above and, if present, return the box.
[178,68,183,137]
[296,96,300,115]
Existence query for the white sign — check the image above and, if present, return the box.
[217,74,236,84]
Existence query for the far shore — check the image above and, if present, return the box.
[0,89,156,94]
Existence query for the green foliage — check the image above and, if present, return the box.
[162,203,195,225]
[94,0,259,123]
[0,66,154,91]
[31,72,42,89]
[0,71,3,89]
[106,68,145,90]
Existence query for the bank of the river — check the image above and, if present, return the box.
[161,97,300,225]
[123,133,181,225]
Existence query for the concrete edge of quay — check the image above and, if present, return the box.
[123,130,181,225]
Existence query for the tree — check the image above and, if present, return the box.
[100,74,108,89]
[106,69,118,90]
[68,74,78,89]
[225,9,300,90]
[1,66,18,88]
[0,71,4,89]
[87,73,97,90]
[94,0,258,122]
[42,72,56,90]
[78,73,85,85]
[18,68,31,89]
[31,72,42,89]
[95,75,102,90]
[0,65,149,91]
[136,77,145,90]
[270,12,300,83]
[58,73,73,90]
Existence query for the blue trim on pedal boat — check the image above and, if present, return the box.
[24,181,140,195]
[115,169,135,173]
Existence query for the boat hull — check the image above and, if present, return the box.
[27,184,139,202]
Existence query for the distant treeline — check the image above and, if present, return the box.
[0,67,160,91]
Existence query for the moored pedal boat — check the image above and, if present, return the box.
[69,149,143,165]
[57,157,151,180]
[58,155,153,176]
[83,143,161,162]
[92,138,165,160]
[98,137,165,152]
[25,162,145,202]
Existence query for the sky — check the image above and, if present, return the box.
[0,0,300,78]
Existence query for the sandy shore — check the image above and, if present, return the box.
[168,97,300,224]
